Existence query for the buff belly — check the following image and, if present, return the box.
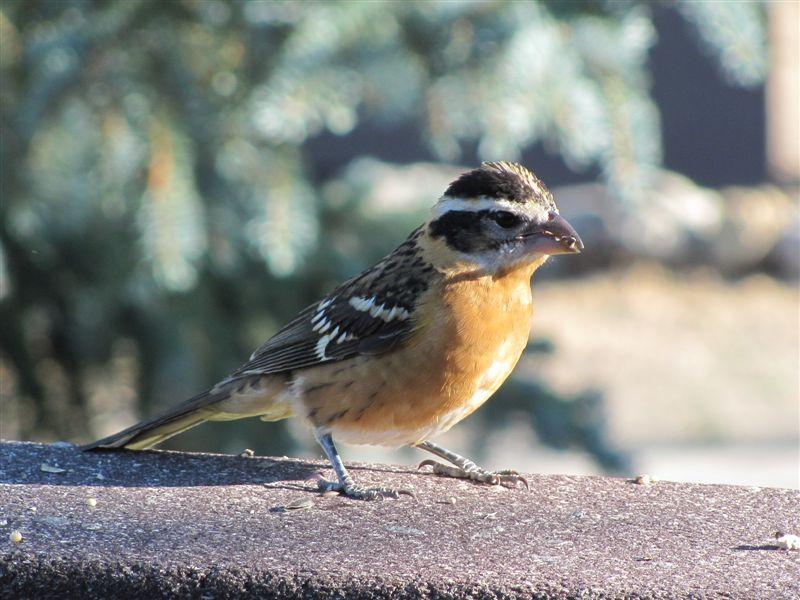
[297,263,537,447]
[305,339,525,447]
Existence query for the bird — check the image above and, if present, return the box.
[83,161,583,500]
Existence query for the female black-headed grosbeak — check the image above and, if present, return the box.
[84,162,583,500]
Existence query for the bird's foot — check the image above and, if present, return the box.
[418,459,529,490]
[317,479,415,501]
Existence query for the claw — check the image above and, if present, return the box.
[495,469,529,490]
[317,479,414,501]
[419,460,529,490]
[501,474,529,491]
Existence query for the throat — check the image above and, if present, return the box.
[440,253,547,286]
[493,254,548,280]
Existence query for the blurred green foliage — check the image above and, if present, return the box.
[0,1,766,466]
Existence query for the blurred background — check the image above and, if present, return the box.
[1,1,797,488]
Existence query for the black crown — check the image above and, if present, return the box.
[444,163,534,203]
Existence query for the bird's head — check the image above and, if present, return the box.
[424,161,583,275]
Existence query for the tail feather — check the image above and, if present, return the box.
[82,389,224,451]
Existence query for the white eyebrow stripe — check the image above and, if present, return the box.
[433,197,523,215]
[433,196,554,221]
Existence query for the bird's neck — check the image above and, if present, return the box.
[437,254,547,285]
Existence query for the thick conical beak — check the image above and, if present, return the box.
[524,212,583,255]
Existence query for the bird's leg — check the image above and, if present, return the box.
[416,440,528,490]
[314,430,413,500]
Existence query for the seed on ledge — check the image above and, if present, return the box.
[40,464,66,474]
[285,498,314,510]
[774,532,800,551]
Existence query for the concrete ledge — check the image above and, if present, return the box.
[1,441,798,599]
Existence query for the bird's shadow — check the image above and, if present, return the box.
[733,544,783,552]
[1,442,337,489]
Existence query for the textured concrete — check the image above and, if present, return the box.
[1,441,798,599]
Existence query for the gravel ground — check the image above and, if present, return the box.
[2,441,799,599]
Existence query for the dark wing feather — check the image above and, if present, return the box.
[230,228,432,377]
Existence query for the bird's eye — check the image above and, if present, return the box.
[490,211,520,229]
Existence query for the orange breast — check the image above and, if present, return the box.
[299,261,540,447]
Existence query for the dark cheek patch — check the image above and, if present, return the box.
[428,211,495,253]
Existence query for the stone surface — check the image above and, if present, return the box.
[1,441,798,599]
